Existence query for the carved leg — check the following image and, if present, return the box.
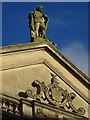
[35,23,40,37]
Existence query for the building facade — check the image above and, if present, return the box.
[0,38,90,119]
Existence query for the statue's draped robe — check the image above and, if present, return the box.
[28,10,49,38]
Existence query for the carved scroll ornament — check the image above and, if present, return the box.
[19,73,85,116]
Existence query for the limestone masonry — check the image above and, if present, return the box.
[0,38,90,120]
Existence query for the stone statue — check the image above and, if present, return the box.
[28,5,49,39]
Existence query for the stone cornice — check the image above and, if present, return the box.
[43,60,90,104]
[0,93,88,119]
[31,100,88,119]
[1,40,90,88]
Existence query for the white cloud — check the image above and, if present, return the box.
[61,40,88,76]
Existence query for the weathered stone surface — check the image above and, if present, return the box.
[0,40,90,119]
[19,74,86,116]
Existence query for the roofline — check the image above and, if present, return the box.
[0,41,90,87]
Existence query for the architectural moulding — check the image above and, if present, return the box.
[43,60,90,104]
[1,94,88,119]
[1,41,90,86]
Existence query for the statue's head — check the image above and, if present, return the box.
[36,5,43,12]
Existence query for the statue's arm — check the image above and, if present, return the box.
[28,12,35,31]
[44,14,49,30]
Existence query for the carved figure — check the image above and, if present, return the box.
[28,6,49,39]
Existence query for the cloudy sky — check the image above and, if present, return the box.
[2,2,89,76]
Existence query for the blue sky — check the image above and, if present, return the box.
[2,2,88,75]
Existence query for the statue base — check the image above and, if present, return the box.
[30,37,49,43]
[30,37,57,48]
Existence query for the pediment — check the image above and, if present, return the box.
[1,40,90,118]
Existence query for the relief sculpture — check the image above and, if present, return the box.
[19,73,85,116]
